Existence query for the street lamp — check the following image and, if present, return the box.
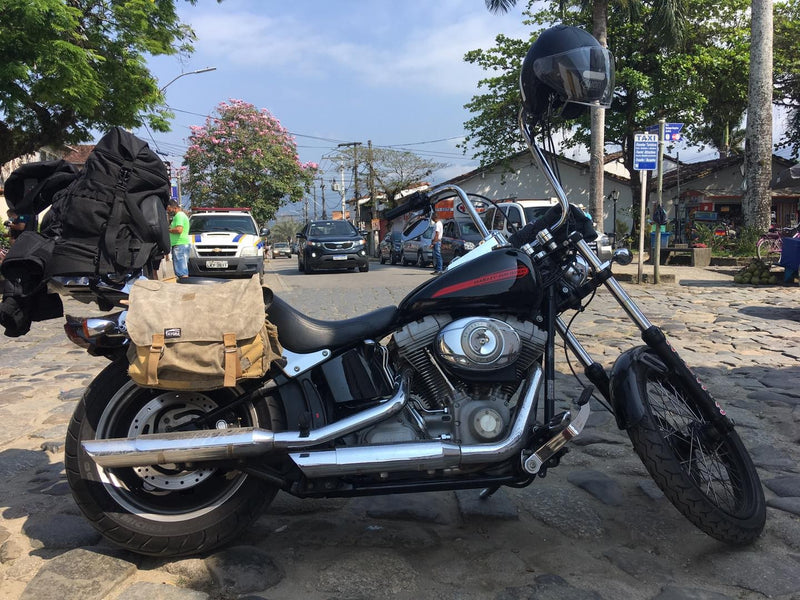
[609,189,620,248]
[159,67,216,93]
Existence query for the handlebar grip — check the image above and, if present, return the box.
[383,191,430,221]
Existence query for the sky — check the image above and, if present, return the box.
[135,0,535,214]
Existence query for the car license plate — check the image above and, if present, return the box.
[206,260,228,268]
[332,255,347,261]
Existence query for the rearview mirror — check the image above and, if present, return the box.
[402,217,430,241]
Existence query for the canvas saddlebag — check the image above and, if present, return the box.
[126,275,282,390]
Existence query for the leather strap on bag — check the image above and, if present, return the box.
[148,333,165,385]
[222,332,240,387]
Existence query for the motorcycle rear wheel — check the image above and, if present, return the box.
[65,359,284,557]
[625,349,765,545]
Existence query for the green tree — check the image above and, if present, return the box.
[464,1,756,221]
[0,0,201,166]
[775,0,800,157]
[333,146,446,208]
[268,219,303,244]
[183,99,317,225]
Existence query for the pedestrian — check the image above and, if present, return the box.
[5,210,34,245]
[430,211,444,275]
[167,201,191,278]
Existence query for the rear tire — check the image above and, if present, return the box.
[624,349,765,545]
[416,251,425,268]
[65,360,285,557]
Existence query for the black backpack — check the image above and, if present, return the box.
[0,129,171,336]
[44,127,171,279]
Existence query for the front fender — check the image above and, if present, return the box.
[609,345,667,430]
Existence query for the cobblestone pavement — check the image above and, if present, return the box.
[0,261,798,600]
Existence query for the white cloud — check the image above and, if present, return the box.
[187,6,531,95]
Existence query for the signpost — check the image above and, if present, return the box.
[634,133,658,282]
[647,122,683,142]
[633,134,658,172]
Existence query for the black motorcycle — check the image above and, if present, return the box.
[62,25,765,557]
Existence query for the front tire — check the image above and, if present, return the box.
[65,360,285,557]
[624,348,765,545]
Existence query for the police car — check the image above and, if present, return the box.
[187,208,267,281]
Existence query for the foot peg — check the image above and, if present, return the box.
[523,388,592,475]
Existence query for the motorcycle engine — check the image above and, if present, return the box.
[373,314,546,446]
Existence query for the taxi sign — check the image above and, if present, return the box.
[634,134,659,171]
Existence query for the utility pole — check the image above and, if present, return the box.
[330,165,347,221]
[338,142,362,225]
[367,140,377,255]
[319,177,327,219]
[311,185,317,220]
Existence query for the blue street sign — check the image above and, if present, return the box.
[634,133,659,171]
[171,185,178,200]
[646,122,684,142]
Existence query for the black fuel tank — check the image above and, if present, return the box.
[397,247,541,319]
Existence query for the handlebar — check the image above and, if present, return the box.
[382,186,492,241]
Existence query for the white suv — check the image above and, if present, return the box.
[483,199,612,261]
[482,199,559,238]
[187,208,267,281]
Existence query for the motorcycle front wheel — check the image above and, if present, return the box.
[65,359,285,557]
[624,349,766,545]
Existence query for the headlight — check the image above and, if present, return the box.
[561,256,590,287]
[354,239,366,247]
[241,246,260,257]
[189,245,198,258]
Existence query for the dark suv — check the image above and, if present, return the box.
[297,220,369,273]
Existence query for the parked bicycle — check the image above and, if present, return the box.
[756,225,800,263]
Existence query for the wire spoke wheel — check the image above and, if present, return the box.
[624,348,765,545]
[646,378,744,515]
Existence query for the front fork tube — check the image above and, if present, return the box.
[561,247,732,431]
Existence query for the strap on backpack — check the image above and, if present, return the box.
[223,332,241,387]
[102,162,159,273]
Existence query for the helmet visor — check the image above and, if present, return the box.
[533,46,614,108]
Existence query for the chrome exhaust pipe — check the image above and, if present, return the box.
[83,380,408,468]
[290,366,544,477]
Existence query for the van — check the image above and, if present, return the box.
[483,198,612,260]
[482,199,559,238]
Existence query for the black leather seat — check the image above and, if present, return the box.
[267,295,398,353]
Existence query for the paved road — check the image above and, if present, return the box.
[0,258,798,600]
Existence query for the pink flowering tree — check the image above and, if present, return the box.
[184,99,318,223]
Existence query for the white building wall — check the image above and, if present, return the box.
[450,153,636,236]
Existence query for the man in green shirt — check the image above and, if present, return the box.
[167,201,191,278]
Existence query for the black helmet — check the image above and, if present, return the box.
[520,25,614,122]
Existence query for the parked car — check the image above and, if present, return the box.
[379,231,403,265]
[441,219,482,264]
[481,199,559,238]
[401,222,435,267]
[272,242,292,258]
[297,219,369,273]
[482,198,612,261]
